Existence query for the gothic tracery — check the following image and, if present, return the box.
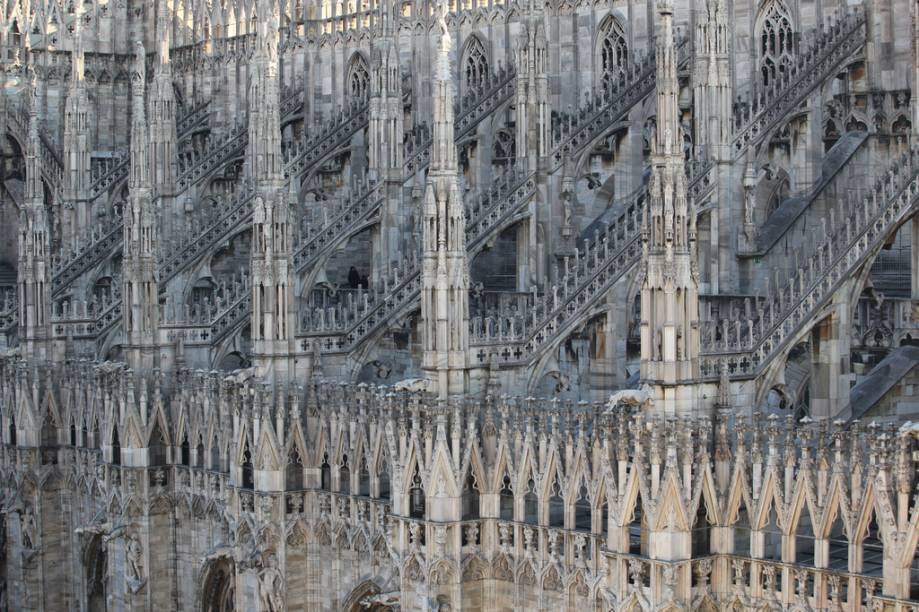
[757,0,795,87]
[598,15,628,96]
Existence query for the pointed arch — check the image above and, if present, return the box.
[756,0,795,87]
[461,34,489,93]
[597,13,629,96]
[347,52,370,101]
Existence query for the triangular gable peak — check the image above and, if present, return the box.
[689,461,723,527]
[426,442,460,499]
[254,424,282,471]
[146,400,174,448]
[724,458,754,525]
[751,469,785,532]
[816,471,853,539]
[784,468,821,538]
[650,470,691,532]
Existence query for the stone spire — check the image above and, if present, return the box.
[422,4,469,399]
[368,0,403,181]
[123,41,160,371]
[514,4,549,167]
[148,0,178,213]
[369,0,405,280]
[692,0,731,158]
[246,1,283,189]
[18,77,51,361]
[639,0,700,411]
[63,12,91,245]
[249,0,295,381]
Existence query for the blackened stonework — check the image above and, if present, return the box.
[0,0,918,609]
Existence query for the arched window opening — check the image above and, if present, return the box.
[196,438,205,468]
[693,501,712,556]
[86,534,107,612]
[339,454,351,495]
[409,466,425,519]
[524,478,538,524]
[574,483,591,531]
[180,433,191,466]
[761,505,782,561]
[734,505,752,557]
[548,477,565,528]
[41,412,57,448]
[111,425,121,466]
[286,447,303,490]
[321,453,332,491]
[628,505,646,555]
[757,0,794,88]
[461,471,480,520]
[377,462,391,500]
[202,560,236,612]
[241,441,254,489]
[462,36,489,93]
[492,129,514,168]
[347,54,370,101]
[70,420,78,447]
[210,437,221,471]
[358,457,371,497]
[861,511,884,578]
[149,424,168,466]
[598,16,628,97]
[499,473,514,521]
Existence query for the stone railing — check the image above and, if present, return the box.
[160,273,251,346]
[720,556,882,611]
[51,211,125,298]
[89,99,213,198]
[282,99,370,180]
[549,38,689,171]
[298,256,422,354]
[176,121,249,189]
[731,8,866,159]
[466,166,538,254]
[699,146,919,379]
[293,178,383,273]
[403,67,517,177]
[468,159,712,366]
[0,290,18,335]
[51,283,122,340]
[176,85,303,190]
[158,186,256,282]
[469,204,643,365]
[297,165,539,353]
[6,103,65,201]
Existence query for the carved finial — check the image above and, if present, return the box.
[436,0,452,81]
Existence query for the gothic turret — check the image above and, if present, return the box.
[63,16,92,246]
[640,0,700,412]
[246,4,284,190]
[514,17,549,166]
[248,2,295,380]
[148,0,178,238]
[18,80,51,361]
[422,8,469,399]
[692,0,731,159]
[368,1,403,181]
[369,0,405,281]
[122,42,160,371]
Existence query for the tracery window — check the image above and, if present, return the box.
[598,15,628,96]
[462,36,489,93]
[757,0,794,87]
[347,53,370,101]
